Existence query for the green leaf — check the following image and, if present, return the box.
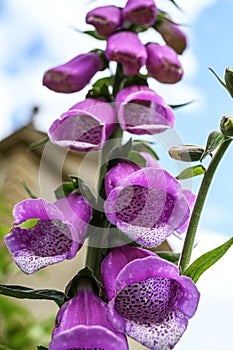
[176,164,206,180]
[200,130,227,161]
[131,140,159,160]
[0,285,65,307]
[29,136,49,149]
[184,237,233,283]
[127,150,146,167]
[20,181,37,199]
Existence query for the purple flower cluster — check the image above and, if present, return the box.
[4,1,200,350]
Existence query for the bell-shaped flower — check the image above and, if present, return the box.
[49,287,128,350]
[86,5,122,37]
[122,0,158,26]
[115,85,175,134]
[43,52,105,93]
[48,98,116,152]
[155,16,187,54]
[146,43,183,84]
[101,245,200,350]
[104,164,190,247]
[5,192,92,274]
[106,31,147,75]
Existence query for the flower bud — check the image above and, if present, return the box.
[220,115,233,136]
[106,31,147,75]
[86,5,122,37]
[155,15,187,54]
[169,145,204,162]
[224,68,233,97]
[146,43,183,84]
[122,0,158,26]
[43,52,105,93]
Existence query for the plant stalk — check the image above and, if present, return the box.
[179,138,232,273]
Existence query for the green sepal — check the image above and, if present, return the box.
[0,285,65,307]
[54,181,77,200]
[71,26,106,41]
[208,67,233,97]
[83,30,106,40]
[69,176,96,205]
[176,164,206,180]
[156,251,180,264]
[64,266,104,301]
[121,74,148,89]
[54,176,96,205]
[86,76,114,100]
[184,237,233,283]
[200,130,227,161]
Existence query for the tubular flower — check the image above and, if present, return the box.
[43,52,105,93]
[106,32,147,76]
[48,98,116,152]
[4,192,92,274]
[101,245,200,350]
[104,165,190,247]
[115,85,175,134]
[122,0,158,26]
[49,287,129,350]
[155,17,187,55]
[86,5,122,37]
[146,43,183,84]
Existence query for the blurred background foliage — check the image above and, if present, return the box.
[0,194,53,350]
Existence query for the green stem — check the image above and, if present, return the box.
[85,65,124,279]
[179,138,232,273]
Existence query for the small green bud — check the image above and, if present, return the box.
[169,145,204,162]
[224,68,233,97]
[220,115,233,137]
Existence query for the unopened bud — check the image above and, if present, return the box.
[169,145,204,162]
[224,68,233,97]
[220,115,233,136]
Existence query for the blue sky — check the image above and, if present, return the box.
[0,1,232,349]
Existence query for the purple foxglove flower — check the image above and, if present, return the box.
[155,17,187,54]
[115,85,175,134]
[104,165,190,247]
[123,0,158,26]
[86,5,122,37]
[106,32,147,76]
[48,98,116,152]
[49,287,128,350]
[146,43,183,84]
[43,52,104,93]
[5,192,92,274]
[176,189,196,234]
[101,245,200,350]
